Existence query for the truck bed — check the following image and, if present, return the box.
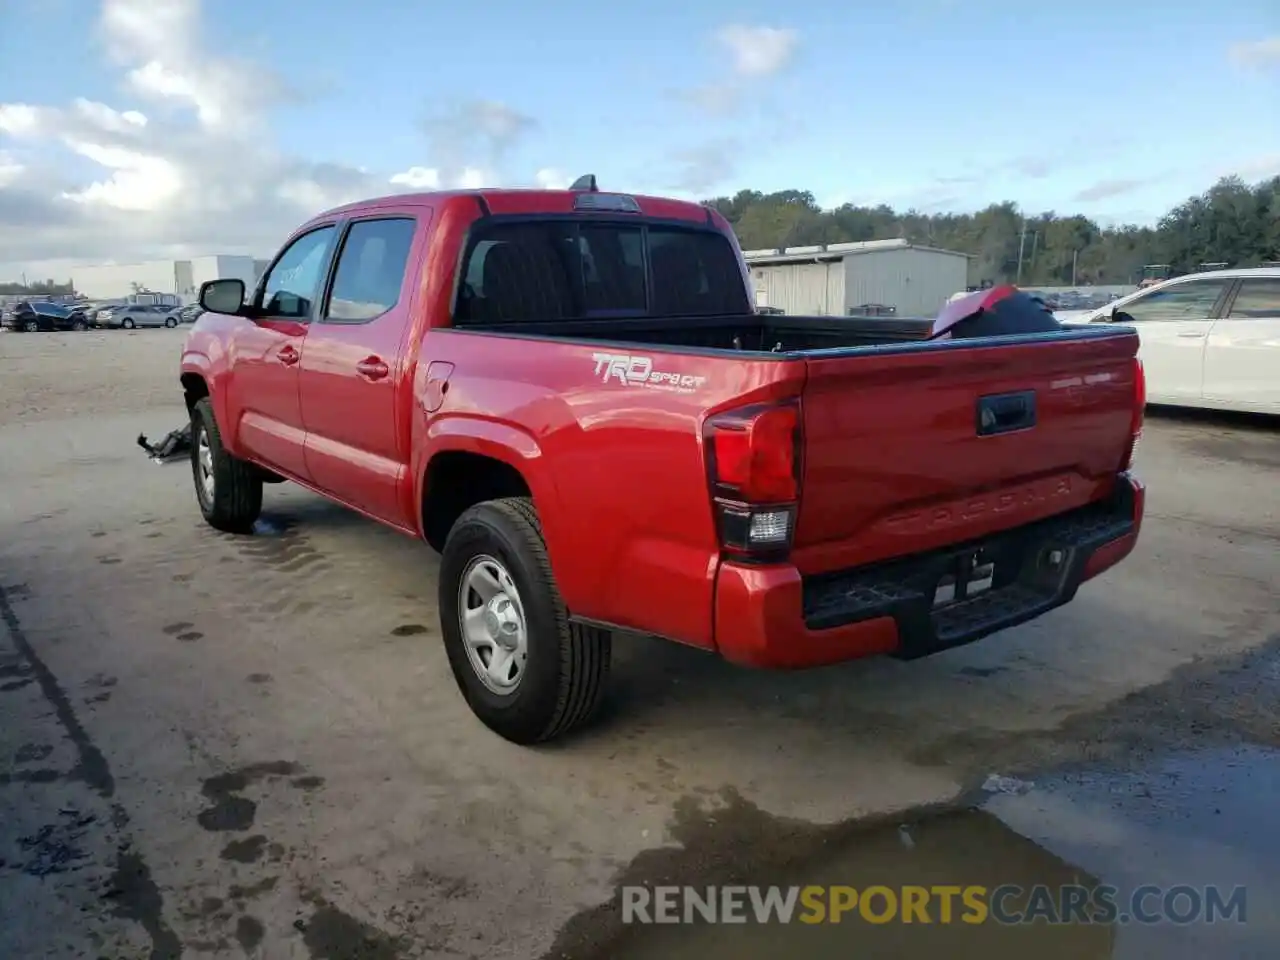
[456,312,1121,358]
[458,313,935,354]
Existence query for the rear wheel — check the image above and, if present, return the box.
[190,397,262,533]
[439,497,610,744]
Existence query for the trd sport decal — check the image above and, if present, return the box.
[591,352,707,392]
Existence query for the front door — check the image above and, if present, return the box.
[1203,277,1280,413]
[225,224,337,480]
[1113,277,1232,404]
[299,215,422,527]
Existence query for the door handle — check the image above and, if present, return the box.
[277,345,300,365]
[356,356,389,381]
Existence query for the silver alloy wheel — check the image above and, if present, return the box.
[458,554,528,695]
[196,427,215,503]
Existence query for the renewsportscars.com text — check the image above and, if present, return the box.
[621,884,1248,926]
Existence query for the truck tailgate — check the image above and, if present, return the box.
[793,330,1140,574]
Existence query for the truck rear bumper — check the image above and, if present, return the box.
[713,473,1144,669]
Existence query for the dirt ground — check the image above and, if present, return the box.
[1,329,1278,959]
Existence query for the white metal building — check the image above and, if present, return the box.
[742,239,970,318]
[74,255,263,301]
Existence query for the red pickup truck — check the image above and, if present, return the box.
[180,179,1145,744]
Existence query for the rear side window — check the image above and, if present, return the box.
[454,220,748,323]
[325,218,416,322]
[1227,279,1280,319]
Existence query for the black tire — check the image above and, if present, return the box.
[439,497,610,744]
[190,397,262,533]
[23,319,38,332]
[71,318,87,331]
[165,317,177,328]
[122,318,135,330]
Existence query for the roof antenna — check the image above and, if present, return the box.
[569,174,598,192]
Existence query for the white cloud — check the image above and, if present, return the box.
[716,25,799,78]
[1228,36,1280,68]
[0,104,43,137]
[676,24,800,119]
[534,168,570,190]
[0,152,23,188]
[0,0,546,280]
[61,141,183,211]
[389,166,442,190]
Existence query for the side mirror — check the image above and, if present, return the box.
[199,278,246,315]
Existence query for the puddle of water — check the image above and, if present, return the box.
[548,747,1280,960]
[990,745,1280,959]
[556,806,1112,959]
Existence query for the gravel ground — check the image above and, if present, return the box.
[1,329,1277,959]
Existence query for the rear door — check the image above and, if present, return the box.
[1111,277,1233,404]
[1203,277,1280,413]
[299,214,423,527]
[793,329,1141,572]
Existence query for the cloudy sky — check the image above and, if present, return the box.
[0,0,1277,281]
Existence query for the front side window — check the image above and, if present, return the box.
[260,225,336,319]
[1227,279,1280,319]
[325,218,417,322]
[1118,279,1229,323]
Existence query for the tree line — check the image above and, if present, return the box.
[0,278,75,296]
[705,175,1280,287]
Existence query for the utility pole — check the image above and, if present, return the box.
[1016,219,1027,285]
[1072,249,1078,287]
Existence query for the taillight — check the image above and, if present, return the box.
[704,400,801,561]
[1121,357,1145,471]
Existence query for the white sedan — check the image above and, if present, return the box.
[1067,268,1280,415]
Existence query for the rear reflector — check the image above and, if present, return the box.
[573,192,641,213]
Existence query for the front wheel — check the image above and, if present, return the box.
[190,398,263,533]
[165,317,177,328]
[23,319,38,332]
[71,318,87,331]
[439,497,610,744]
[121,318,135,330]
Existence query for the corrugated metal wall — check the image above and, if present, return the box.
[751,260,845,315]
[844,249,968,317]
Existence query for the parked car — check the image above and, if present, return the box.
[1081,267,1280,415]
[170,303,205,324]
[180,180,1146,744]
[2,300,90,332]
[97,303,181,329]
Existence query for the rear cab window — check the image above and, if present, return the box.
[453,219,749,324]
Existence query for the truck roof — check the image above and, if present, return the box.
[316,188,714,224]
